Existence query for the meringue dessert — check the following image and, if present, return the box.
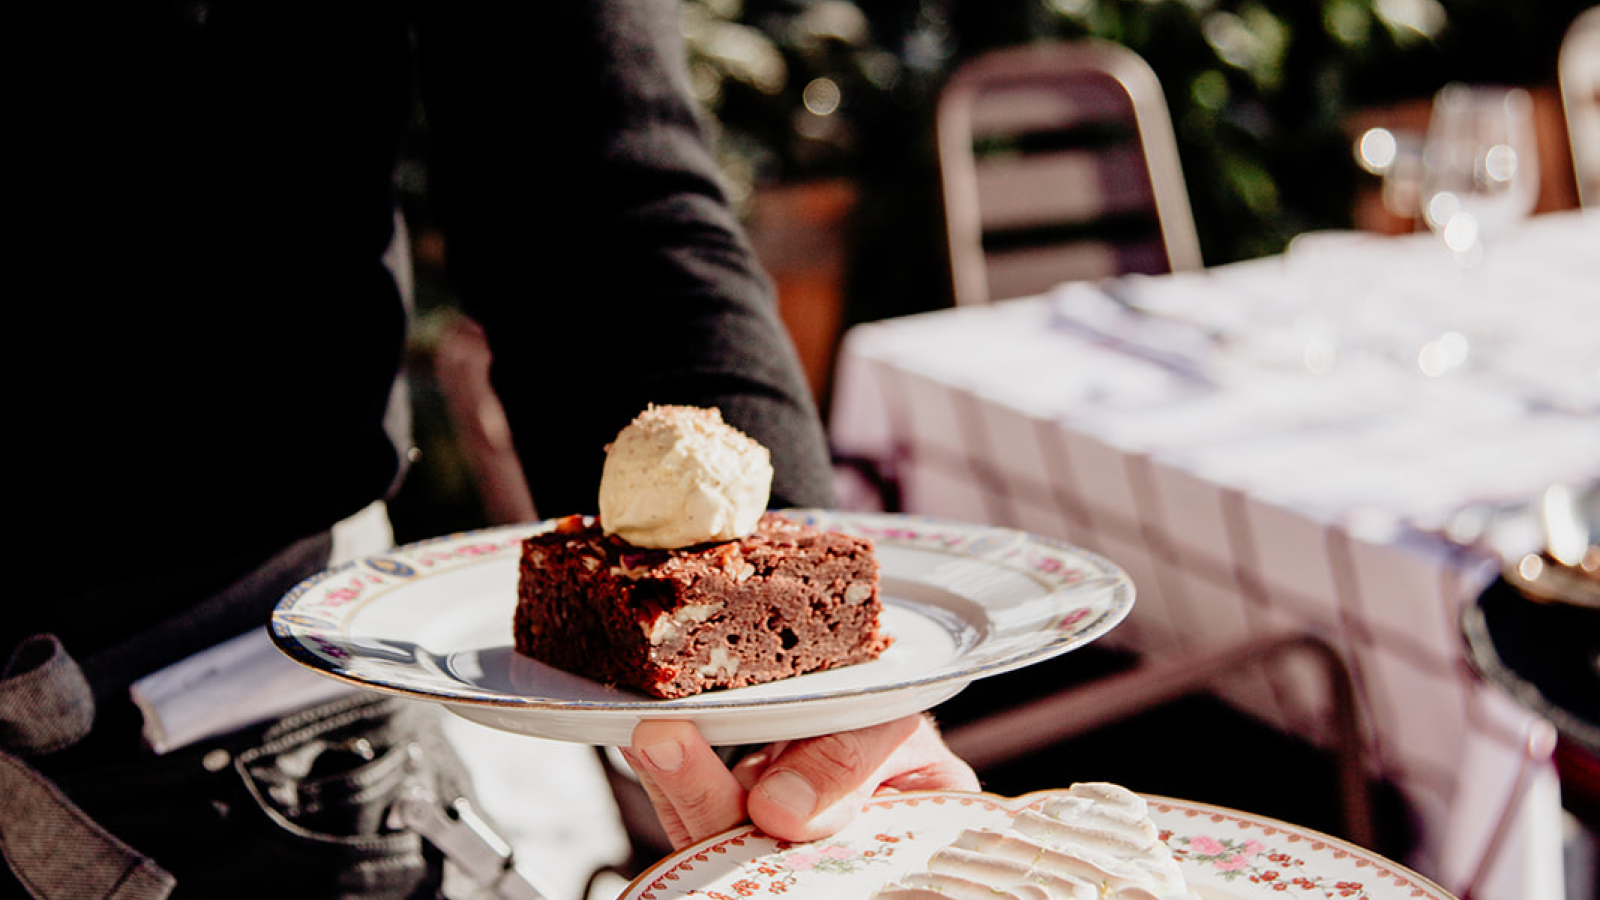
[874,782,1199,900]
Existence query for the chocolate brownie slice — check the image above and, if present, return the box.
[515,512,888,699]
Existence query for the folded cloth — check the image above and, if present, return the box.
[131,628,355,755]
[0,503,399,899]
[1047,280,1222,388]
[131,500,393,755]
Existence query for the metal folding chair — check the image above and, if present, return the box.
[937,39,1202,306]
[1560,5,1600,207]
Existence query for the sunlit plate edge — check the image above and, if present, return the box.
[269,511,1135,715]
[620,789,1459,900]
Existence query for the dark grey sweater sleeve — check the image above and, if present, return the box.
[416,0,835,516]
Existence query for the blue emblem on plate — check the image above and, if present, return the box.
[364,557,417,579]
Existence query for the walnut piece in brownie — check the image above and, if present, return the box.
[514,512,889,699]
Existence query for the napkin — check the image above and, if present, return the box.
[131,627,354,754]
[1047,280,1224,384]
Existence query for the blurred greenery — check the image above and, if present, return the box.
[389,0,1592,540]
[683,0,1593,321]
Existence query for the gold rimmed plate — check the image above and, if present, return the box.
[618,789,1458,900]
[270,511,1134,746]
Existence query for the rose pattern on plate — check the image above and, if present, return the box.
[269,511,1137,749]
[623,793,1453,900]
[848,519,1099,590]
[1151,799,1445,899]
[274,528,530,640]
[276,512,1126,665]
[1170,832,1370,898]
[829,514,1117,636]
[637,832,908,899]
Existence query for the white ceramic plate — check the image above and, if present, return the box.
[619,790,1457,900]
[270,510,1132,746]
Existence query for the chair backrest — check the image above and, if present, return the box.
[1561,6,1600,208]
[937,40,1202,306]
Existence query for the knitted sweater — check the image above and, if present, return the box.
[15,0,833,679]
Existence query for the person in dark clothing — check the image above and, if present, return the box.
[6,1,975,897]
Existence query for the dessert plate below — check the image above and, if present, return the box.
[270,510,1133,746]
[620,790,1457,900]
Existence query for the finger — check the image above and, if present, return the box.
[748,714,975,842]
[622,720,748,849]
[622,756,691,849]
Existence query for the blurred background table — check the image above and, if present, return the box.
[830,209,1599,900]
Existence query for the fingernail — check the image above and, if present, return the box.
[758,770,817,818]
[640,739,685,773]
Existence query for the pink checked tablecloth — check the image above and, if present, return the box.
[829,210,1599,900]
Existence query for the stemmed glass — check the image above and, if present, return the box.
[1419,83,1540,264]
[1404,84,1540,376]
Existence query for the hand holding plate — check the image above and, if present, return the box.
[623,715,978,849]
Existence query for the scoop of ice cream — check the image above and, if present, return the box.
[598,405,773,549]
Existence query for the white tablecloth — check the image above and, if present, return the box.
[830,210,1599,900]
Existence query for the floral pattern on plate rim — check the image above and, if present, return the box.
[623,792,1455,900]
[274,511,1120,656]
[810,511,1113,593]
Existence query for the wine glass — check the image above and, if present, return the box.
[1405,85,1540,376]
[1419,83,1541,263]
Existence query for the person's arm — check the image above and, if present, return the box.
[416,0,978,847]
[415,0,834,514]
[623,717,980,848]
